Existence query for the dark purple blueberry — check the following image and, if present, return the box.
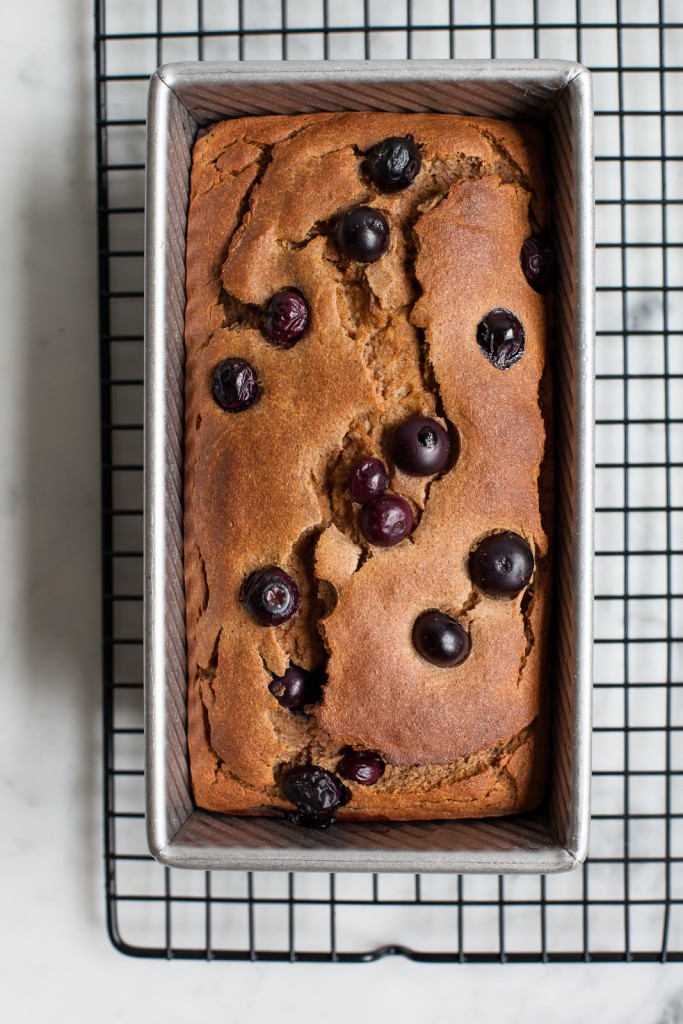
[338,750,385,786]
[211,357,260,412]
[282,765,346,816]
[469,531,534,597]
[476,308,525,370]
[412,611,470,667]
[241,566,300,626]
[359,493,414,548]
[350,456,390,503]
[268,665,323,709]
[335,206,389,264]
[365,134,422,193]
[284,810,336,829]
[391,414,453,477]
[263,288,310,347]
[521,234,554,293]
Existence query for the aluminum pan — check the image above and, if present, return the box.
[144,60,594,873]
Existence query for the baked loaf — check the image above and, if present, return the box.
[184,112,552,823]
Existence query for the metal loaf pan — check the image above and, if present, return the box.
[145,60,594,873]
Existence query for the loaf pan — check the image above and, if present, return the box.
[145,60,594,873]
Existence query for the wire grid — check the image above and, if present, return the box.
[97,0,683,961]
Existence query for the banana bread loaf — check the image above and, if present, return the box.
[184,112,553,825]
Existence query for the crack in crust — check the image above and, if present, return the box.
[225,140,275,258]
[196,629,221,680]
[197,684,224,786]
[517,586,536,690]
[195,545,210,621]
[281,525,328,669]
[220,288,263,331]
[472,126,532,192]
[277,217,338,251]
[200,684,282,798]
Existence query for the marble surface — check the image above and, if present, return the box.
[2,0,683,1019]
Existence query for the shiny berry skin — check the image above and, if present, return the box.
[338,750,385,786]
[335,206,389,264]
[350,456,389,503]
[268,665,322,709]
[469,531,534,597]
[391,415,452,477]
[476,308,525,370]
[521,234,554,293]
[282,765,346,817]
[359,493,414,547]
[365,134,422,192]
[412,611,470,667]
[263,288,310,347]
[211,357,260,412]
[241,566,300,626]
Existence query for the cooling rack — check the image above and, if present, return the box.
[96,0,683,961]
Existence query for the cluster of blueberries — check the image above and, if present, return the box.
[207,133,552,827]
[242,529,534,667]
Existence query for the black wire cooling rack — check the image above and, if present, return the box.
[96,0,683,961]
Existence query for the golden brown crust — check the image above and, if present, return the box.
[184,112,551,820]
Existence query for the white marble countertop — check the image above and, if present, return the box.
[2,1,683,1019]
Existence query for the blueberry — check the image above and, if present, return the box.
[391,415,452,477]
[521,234,554,293]
[469,531,534,597]
[263,288,310,347]
[338,750,385,786]
[335,206,389,264]
[284,810,336,829]
[365,134,422,193]
[412,611,470,667]
[211,357,260,412]
[350,456,389,504]
[268,665,323,709]
[241,566,300,626]
[359,493,413,548]
[282,765,346,817]
[476,309,525,370]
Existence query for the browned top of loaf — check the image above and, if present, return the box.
[184,112,549,810]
